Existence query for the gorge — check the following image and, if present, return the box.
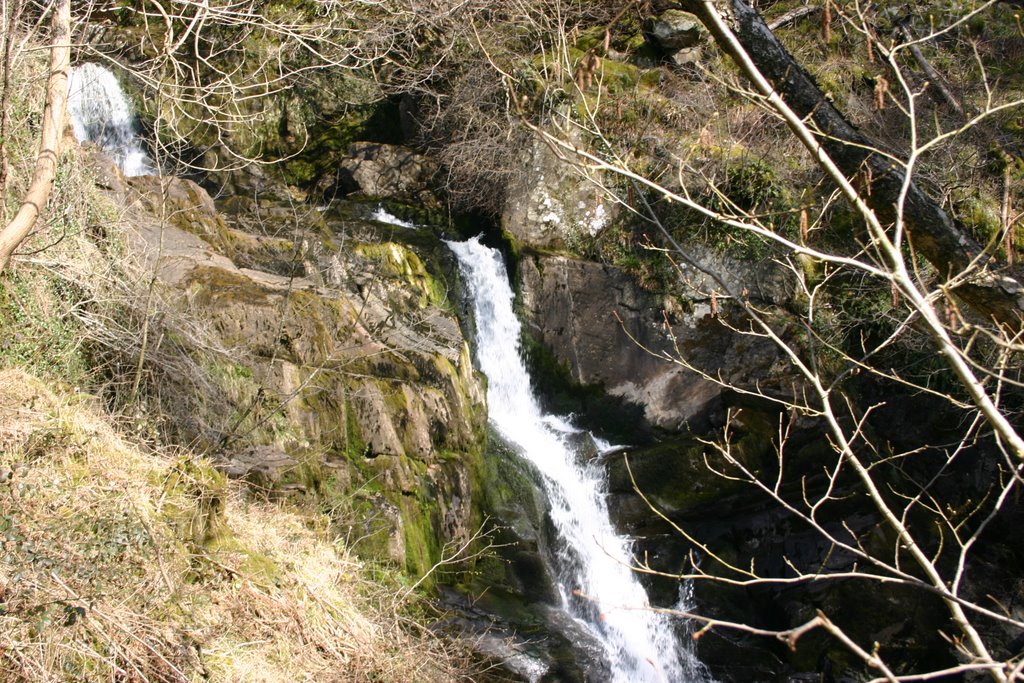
[3,2,1024,682]
[449,235,709,682]
[61,62,716,681]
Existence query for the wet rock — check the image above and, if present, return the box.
[602,414,982,682]
[436,587,598,683]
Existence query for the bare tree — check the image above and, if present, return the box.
[481,0,1024,679]
[0,0,70,272]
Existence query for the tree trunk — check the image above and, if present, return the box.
[678,0,1024,324]
[0,0,71,273]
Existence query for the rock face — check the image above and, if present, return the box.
[518,250,792,433]
[338,142,439,205]
[501,136,613,250]
[98,153,487,581]
[598,396,1023,683]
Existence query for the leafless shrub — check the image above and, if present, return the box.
[497,0,1024,678]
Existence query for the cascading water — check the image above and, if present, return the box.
[448,236,710,683]
[67,63,154,176]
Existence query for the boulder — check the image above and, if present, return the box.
[501,134,615,250]
[644,10,706,52]
[643,10,707,65]
[338,142,439,204]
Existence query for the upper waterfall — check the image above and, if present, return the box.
[68,63,154,177]
[448,235,711,683]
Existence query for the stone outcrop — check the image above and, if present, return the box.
[96,153,487,580]
[501,135,614,250]
[518,249,793,433]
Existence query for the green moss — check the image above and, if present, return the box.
[574,26,605,53]
[237,548,283,585]
[643,153,791,261]
[280,159,317,186]
[280,448,327,495]
[184,266,272,307]
[161,457,230,548]
[592,223,674,292]
[198,355,302,449]
[599,58,644,93]
[338,492,398,561]
[354,241,447,308]
[399,494,441,582]
[638,67,664,87]
[720,156,784,211]
[957,195,1002,244]
[556,47,658,101]
[345,396,369,458]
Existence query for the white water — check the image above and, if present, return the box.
[448,235,708,682]
[369,205,417,229]
[68,63,154,176]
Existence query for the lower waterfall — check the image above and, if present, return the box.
[448,236,709,682]
[68,63,153,177]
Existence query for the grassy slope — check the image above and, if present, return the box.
[0,36,471,683]
[0,368,468,682]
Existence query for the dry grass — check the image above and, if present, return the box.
[0,368,472,683]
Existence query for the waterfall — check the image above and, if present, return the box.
[448,236,709,683]
[68,63,154,177]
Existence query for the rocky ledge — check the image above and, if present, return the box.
[91,151,488,582]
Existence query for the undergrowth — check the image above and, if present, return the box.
[0,368,472,682]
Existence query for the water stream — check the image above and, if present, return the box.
[65,54,706,679]
[68,63,154,177]
[448,236,709,682]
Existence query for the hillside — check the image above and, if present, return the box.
[3,1,1024,682]
[0,369,469,682]
[0,27,484,683]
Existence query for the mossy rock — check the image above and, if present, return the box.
[399,492,443,582]
[354,241,448,308]
[184,266,273,308]
[606,431,770,516]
